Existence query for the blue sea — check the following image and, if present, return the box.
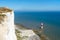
[14,11,60,40]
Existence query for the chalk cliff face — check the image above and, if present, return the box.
[15,25,41,40]
[0,7,17,40]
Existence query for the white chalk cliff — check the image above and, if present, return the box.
[0,7,41,40]
[15,25,41,40]
[0,7,17,40]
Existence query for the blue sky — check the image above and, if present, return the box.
[0,0,60,11]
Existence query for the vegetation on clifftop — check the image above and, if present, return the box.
[15,29,28,40]
[15,29,22,40]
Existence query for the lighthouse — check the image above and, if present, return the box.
[40,22,44,29]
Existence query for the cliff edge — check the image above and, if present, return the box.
[15,25,41,40]
[0,7,17,40]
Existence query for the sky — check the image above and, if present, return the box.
[0,0,60,11]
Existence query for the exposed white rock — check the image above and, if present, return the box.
[0,7,41,40]
[0,7,17,40]
[15,25,41,40]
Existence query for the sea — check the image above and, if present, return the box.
[14,11,60,40]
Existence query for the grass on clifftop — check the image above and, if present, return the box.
[15,29,22,40]
[15,24,49,40]
[15,29,28,40]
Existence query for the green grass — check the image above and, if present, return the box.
[15,28,49,40]
[15,29,28,40]
[15,29,22,40]
[0,14,6,16]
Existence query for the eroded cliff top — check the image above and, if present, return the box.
[0,7,12,13]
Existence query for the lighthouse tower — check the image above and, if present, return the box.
[40,22,44,29]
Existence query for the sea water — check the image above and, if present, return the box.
[14,11,60,40]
